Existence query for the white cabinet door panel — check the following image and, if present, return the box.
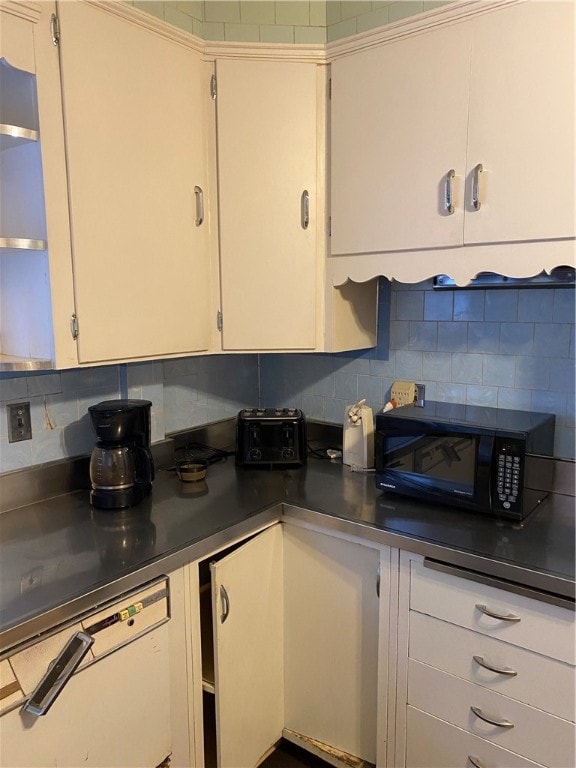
[465,1,575,246]
[330,24,470,257]
[58,2,211,363]
[216,59,318,350]
[211,524,284,768]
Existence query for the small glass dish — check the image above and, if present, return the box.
[176,460,207,483]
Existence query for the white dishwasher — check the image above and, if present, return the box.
[0,577,171,768]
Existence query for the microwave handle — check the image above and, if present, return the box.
[22,631,94,717]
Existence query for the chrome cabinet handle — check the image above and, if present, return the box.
[445,169,455,214]
[473,654,518,676]
[194,185,204,227]
[22,631,94,717]
[472,163,483,210]
[301,190,310,229]
[50,13,60,46]
[476,603,521,622]
[468,756,486,768]
[376,564,381,599]
[220,585,230,624]
[471,705,514,729]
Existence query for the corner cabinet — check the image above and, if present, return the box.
[213,56,378,353]
[330,0,576,286]
[395,552,576,768]
[55,1,213,364]
[193,520,391,767]
[0,0,78,370]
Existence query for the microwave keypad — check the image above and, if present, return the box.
[497,453,521,508]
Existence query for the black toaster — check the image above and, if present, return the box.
[235,408,307,467]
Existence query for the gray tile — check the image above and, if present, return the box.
[390,320,410,349]
[515,356,550,391]
[335,371,358,401]
[497,387,532,411]
[553,289,575,323]
[499,323,534,356]
[370,358,395,378]
[422,352,452,382]
[396,290,424,321]
[0,376,28,401]
[302,394,325,421]
[554,427,575,460]
[357,374,383,405]
[26,372,62,397]
[550,358,576,393]
[407,321,438,351]
[395,351,423,380]
[532,391,567,420]
[435,382,467,403]
[466,386,498,407]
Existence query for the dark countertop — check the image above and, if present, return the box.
[1,456,574,652]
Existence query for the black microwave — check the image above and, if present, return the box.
[375,402,555,520]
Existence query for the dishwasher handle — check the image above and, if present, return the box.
[22,631,94,717]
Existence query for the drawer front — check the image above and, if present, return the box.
[406,706,545,768]
[409,611,575,721]
[410,561,575,663]
[408,659,575,767]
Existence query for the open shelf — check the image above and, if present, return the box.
[0,238,47,251]
[0,352,53,372]
[0,123,39,148]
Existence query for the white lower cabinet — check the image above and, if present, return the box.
[395,553,576,768]
[193,521,390,767]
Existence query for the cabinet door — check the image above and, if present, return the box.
[216,59,318,350]
[330,24,471,258]
[283,525,381,763]
[465,1,575,246]
[57,2,211,363]
[211,525,283,768]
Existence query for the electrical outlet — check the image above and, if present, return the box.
[7,401,32,442]
[391,380,417,407]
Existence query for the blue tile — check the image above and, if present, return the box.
[451,353,483,384]
[550,358,576,393]
[515,356,550,390]
[466,386,498,407]
[335,372,358,401]
[424,291,453,321]
[485,290,518,322]
[325,398,347,424]
[395,351,423,380]
[532,390,567,419]
[370,358,395,378]
[467,322,500,353]
[407,321,438,351]
[357,374,383,405]
[554,427,575,460]
[482,354,515,387]
[0,376,29,400]
[435,383,467,404]
[422,352,452,382]
[302,394,325,421]
[534,324,572,358]
[518,289,554,322]
[390,320,410,349]
[453,291,484,321]
[499,323,534,355]
[438,322,468,352]
[396,290,424,321]
[497,388,532,411]
[553,288,575,323]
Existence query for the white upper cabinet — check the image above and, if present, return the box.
[57,1,212,364]
[330,0,575,285]
[331,23,471,255]
[214,56,378,353]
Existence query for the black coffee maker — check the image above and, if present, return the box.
[88,399,154,510]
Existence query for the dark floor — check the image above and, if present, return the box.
[260,740,332,768]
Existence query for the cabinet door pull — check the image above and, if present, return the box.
[473,654,518,677]
[301,190,310,229]
[445,169,455,214]
[468,756,486,768]
[194,185,204,227]
[220,585,230,623]
[472,163,483,210]
[376,564,381,599]
[471,705,514,729]
[475,603,521,622]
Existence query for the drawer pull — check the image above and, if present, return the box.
[475,604,521,622]
[470,705,514,729]
[468,757,486,768]
[473,654,518,677]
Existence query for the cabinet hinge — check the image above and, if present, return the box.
[328,216,332,237]
[70,313,79,340]
[210,74,217,100]
[216,310,223,332]
[328,77,332,100]
[50,13,60,46]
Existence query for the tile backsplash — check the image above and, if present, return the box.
[1,281,574,472]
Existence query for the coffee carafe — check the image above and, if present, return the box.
[88,399,154,510]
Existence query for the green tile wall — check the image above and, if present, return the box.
[129,0,456,44]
